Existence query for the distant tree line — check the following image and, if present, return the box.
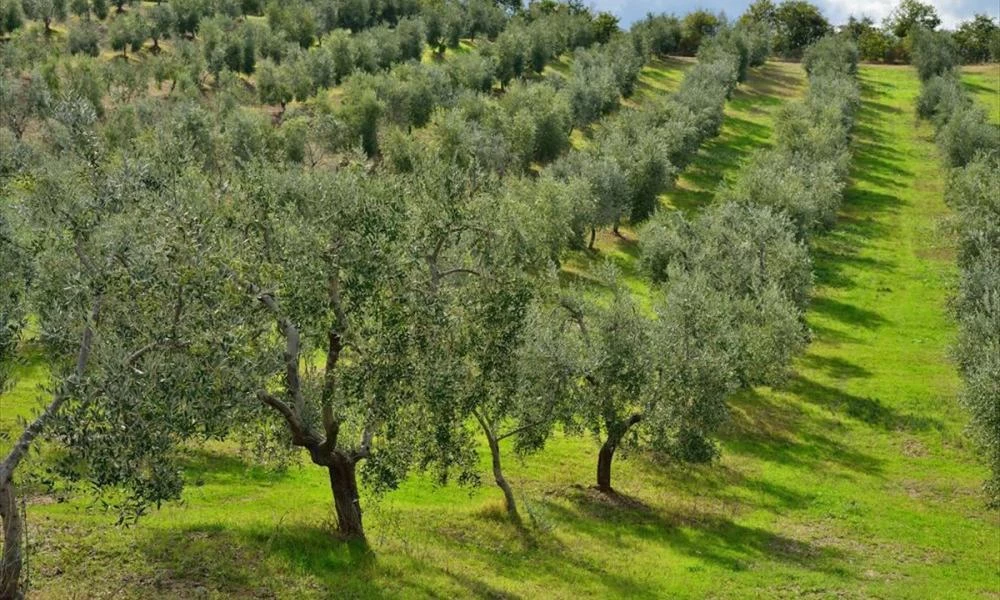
[912,29,1000,509]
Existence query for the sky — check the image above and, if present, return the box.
[587,0,1000,29]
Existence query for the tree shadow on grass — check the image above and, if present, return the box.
[723,389,884,478]
[745,63,805,99]
[800,354,874,380]
[810,296,888,330]
[960,78,995,95]
[785,375,944,434]
[812,243,895,290]
[178,445,299,487]
[850,155,912,189]
[537,486,850,576]
[626,453,818,515]
[810,189,903,290]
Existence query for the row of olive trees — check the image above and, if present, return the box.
[0,0,454,41]
[547,23,773,249]
[600,35,863,498]
[252,8,610,124]
[471,29,760,511]
[717,35,860,240]
[912,30,1000,508]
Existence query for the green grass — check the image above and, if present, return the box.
[3,64,998,599]
[960,63,1000,124]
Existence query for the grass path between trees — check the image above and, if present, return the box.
[708,64,998,598]
[5,64,998,599]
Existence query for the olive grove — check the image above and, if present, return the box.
[0,0,880,596]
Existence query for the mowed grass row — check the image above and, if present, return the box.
[709,64,998,598]
[4,63,998,599]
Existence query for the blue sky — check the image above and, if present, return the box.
[587,0,999,29]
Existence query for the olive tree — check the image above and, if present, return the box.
[0,70,51,139]
[427,173,583,522]
[545,273,741,493]
[21,0,66,34]
[490,24,527,89]
[109,12,148,57]
[0,0,24,36]
[148,3,175,51]
[550,149,626,249]
[203,158,584,540]
[641,201,812,383]
[0,98,239,599]
[910,26,956,81]
[631,13,681,57]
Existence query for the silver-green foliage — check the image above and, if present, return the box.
[946,156,1000,507]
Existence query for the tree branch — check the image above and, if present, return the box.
[256,290,306,417]
[0,295,102,484]
[73,234,98,276]
[321,329,342,447]
[559,297,588,339]
[257,390,324,452]
[496,418,550,442]
[625,413,643,428]
[471,408,495,441]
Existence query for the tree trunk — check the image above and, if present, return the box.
[595,413,642,493]
[473,411,520,523]
[0,480,23,600]
[588,226,597,250]
[327,455,364,541]
[596,439,616,493]
[486,431,520,523]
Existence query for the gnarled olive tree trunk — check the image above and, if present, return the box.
[596,413,643,493]
[255,289,370,542]
[327,453,364,539]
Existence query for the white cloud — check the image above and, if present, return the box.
[817,0,997,28]
[587,0,1000,28]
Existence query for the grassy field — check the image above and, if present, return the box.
[3,63,998,599]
